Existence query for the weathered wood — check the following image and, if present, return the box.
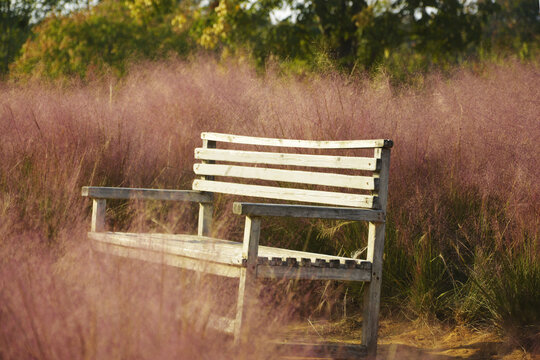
[82,186,212,203]
[329,259,341,268]
[194,148,379,171]
[197,139,216,236]
[235,216,261,344]
[89,232,244,267]
[198,202,213,236]
[314,259,329,268]
[91,199,106,232]
[285,258,298,267]
[233,202,385,222]
[257,265,371,282]
[89,231,369,266]
[300,258,312,267]
[82,132,394,357]
[362,147,391,358]
[91,235,242,278]
[193,180,376,208]
[89,231,372,281]
[202,132,393,149]
[194,163,377,190]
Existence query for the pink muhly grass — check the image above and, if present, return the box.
[0,57,538,357]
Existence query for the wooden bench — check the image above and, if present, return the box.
[82,132,392,357]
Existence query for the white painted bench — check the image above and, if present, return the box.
[82,132,392,357]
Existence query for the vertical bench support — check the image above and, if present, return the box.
[91,199,106,232]
[234,216,261,344]
[362,147,391,358]
[198,201,214,236]
[198,139,216,237]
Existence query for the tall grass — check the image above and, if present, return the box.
[0,58,538,356]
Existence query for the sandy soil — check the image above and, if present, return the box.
[281,319,538,360]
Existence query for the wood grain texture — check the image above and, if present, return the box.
[362,147,391,358]
[234,216,261,343]
[257,265,371,281]
[201,132,393,149]
[198,203,213,237]
[89,232,368,263]
[233,202,385,222]
[193,163,377,190]
[197,139,216,236]
[91,199,106,232]
[194,148,379,171]
[88,231,371,278]
[192,180,376,208]
[91,236,242,278]
[82,186,212,203]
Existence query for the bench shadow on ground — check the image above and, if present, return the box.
[274,337,519,359]
[377,341,510,360]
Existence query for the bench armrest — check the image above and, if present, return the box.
[82,186,212,203]
[232,202,385,222]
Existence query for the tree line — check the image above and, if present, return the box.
[2,0,539,81]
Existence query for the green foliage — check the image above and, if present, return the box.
[1,0,61,75]
[466,238,540,349]
[5,0,540,81]
[483,0,540,56]
[1,2,31,75]
[11,0,193,79]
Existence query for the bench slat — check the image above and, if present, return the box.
[92,235,243,278]
[232,202,385,222]
[192,180,376,208]
[193,163,377,190]
[89,232,372,281]
[82,186,212,202]
[194,148,379,171]
[257,265,371,281]
[201,132,393,149]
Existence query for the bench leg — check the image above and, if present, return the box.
[362,222,386,358]
[234,216,261,345]
[91,199,106,232]
[198,202,213,236]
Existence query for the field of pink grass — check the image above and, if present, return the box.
[0,58,538,358]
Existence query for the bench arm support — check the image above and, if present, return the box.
[233,202,385,222]
[82,186,213,233]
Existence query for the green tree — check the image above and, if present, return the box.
[11,0,194,79]
[482,0,540,58]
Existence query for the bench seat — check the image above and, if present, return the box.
[83,132,393,356]
[90,231,372,281]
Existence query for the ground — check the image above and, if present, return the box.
[281,318,538,359]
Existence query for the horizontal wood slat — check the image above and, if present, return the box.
[82,187,213,203]
[192,180,377,208]
[257,265,371,281]
[89,232,372,281]
[201,132,393,149]
[233,202,385,222]
[193,163,377,190]
[91,234,243,278]
[194,148,379,171]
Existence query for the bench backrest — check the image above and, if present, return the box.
[192,133,392,210]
